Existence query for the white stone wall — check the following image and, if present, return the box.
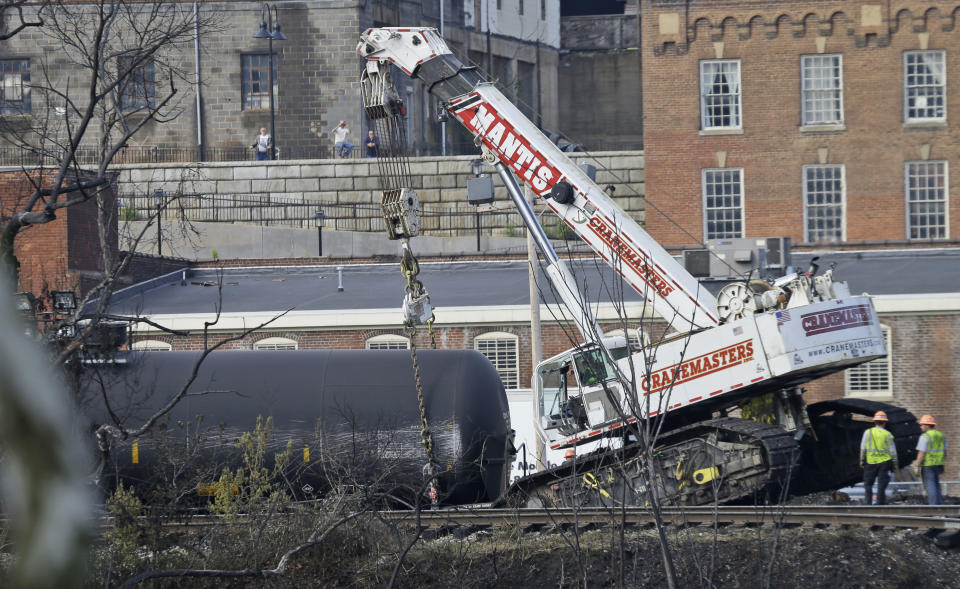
[112,151,645,234]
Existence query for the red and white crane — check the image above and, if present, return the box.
[358,27,917,505]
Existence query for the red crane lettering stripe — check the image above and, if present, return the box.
[642,340,755,396]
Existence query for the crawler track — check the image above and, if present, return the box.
[501,417,799,509]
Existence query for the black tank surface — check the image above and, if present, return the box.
[79,349,513,506]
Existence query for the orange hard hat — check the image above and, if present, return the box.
[873,411,888,422]
[564,449,575,459]
[918,414,936,426]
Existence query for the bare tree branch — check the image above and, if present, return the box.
[98,313,190,336]
[0,0,45,40]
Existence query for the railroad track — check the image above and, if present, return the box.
[86,504,960,532]
[378,505,960,531]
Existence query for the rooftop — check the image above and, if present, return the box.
[102,248,960,318]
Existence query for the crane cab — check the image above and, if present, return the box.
[535,337,630,446]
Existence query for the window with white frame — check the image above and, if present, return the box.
[803,164,845,243]
[905,161,948,239]
[845,325,891,398]
[130,340,171,351]
[0,59,30,114]
[904,50,946,122]
[801,54,843,125]
[700,59,741,129]
[253,337,297,350]
[702,168,744,239]
[474,332,519,389]
[365,334,410,350]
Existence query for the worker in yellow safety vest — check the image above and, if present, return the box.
[859,411,899,505]
[912,414,948,505]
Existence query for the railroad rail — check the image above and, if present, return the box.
[377,505,960,531]
[116,505,960,532]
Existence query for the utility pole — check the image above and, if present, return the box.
[526,185,544,471]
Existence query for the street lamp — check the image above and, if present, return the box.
[253,3,286,161]
[314,210,325,257]
[154,189,165,256]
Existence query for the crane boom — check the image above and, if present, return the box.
[359,27,719,332]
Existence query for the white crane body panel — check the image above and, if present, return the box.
[538,295,885,449]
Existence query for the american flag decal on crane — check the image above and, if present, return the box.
[776,310,791,325]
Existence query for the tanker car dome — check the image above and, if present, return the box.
[79,349,513,507]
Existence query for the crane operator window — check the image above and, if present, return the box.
[573,349,612,387]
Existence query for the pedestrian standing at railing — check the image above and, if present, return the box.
[252,128,271,161]
[365,130,380,158]
[331,120,353,158]
[913,414,948,505]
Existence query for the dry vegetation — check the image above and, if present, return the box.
[72,509,960,588]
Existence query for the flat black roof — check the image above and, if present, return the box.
[102,248,960,316]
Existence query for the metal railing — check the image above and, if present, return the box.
[0,141,641,167]
[0,145,350,165]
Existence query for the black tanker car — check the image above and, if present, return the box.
[78,349,515,507]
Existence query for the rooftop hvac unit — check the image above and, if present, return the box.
[682,237,792,280]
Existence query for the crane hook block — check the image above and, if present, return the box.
[549,181,575,205]
[381,188,421,240]
[403,291,433,326]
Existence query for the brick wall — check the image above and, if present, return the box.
[131,318,648,376]
[641,1,960,249]
[0,170,117,301]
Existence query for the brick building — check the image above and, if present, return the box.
[105,249,960,479]
[641,0,960,249]
[0,170,118,302]
[0,0,560,161]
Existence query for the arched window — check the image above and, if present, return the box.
[365,334,411,350]
[845,325,891,398]
[474,332,519,389]
[253,337,298,351]
[130,339,171,351]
